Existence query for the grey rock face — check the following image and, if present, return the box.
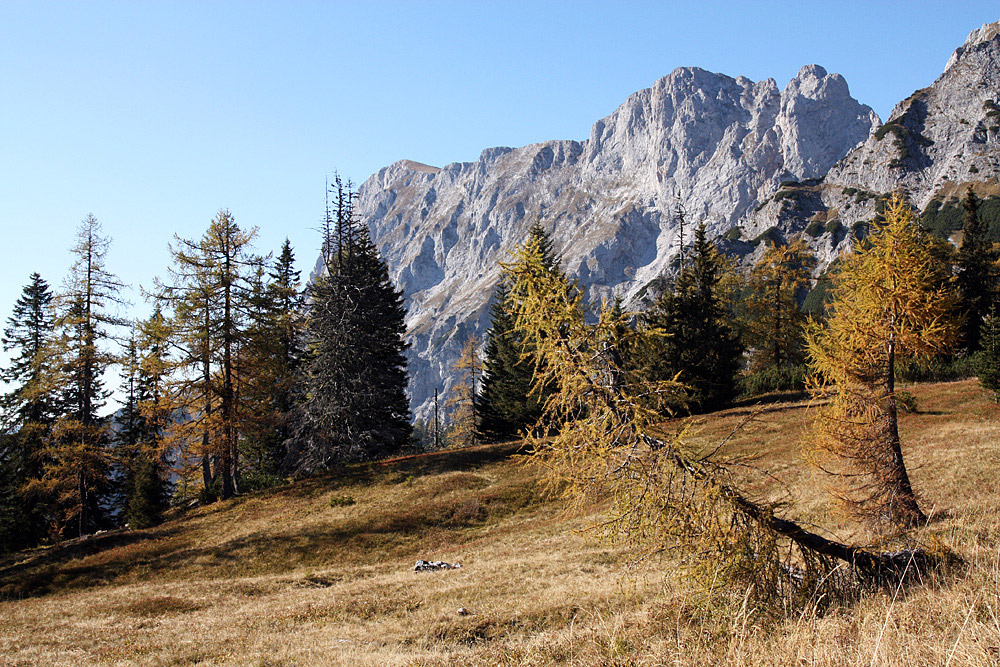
[743,21,1000,267]
[350,65,877,422]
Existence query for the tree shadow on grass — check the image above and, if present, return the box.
[0,441,533,601]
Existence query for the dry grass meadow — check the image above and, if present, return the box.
[2,379,1000,666]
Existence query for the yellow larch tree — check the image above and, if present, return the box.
[743,239,816,372]
[444,335,481,448]
[807,194,956,530]
[504,229,941,613]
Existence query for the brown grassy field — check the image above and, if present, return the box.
[2,379,1000,666]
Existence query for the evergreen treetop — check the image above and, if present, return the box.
[638,221,742,413]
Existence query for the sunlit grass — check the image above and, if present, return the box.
[1,380,999,665]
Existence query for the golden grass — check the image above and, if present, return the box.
[2,380,1000,665]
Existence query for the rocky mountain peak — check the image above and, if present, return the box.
[741,19,1000,270]
[945,20,1000,73]
[348,63,878,422]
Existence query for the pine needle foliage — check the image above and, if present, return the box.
[807,194,957,530]
[288,177,411,471]
[978,308,1000,402]
[505,232,943,617]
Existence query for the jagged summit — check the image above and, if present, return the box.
[741,19,1000,266]
[334,21,1000,423]
[350,63,877,421]
[945,21,1000,72]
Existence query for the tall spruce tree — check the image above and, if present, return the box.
[956,187,997,352]
[238,243,303,485]
[0,273,58,549]
[478,222,560,440]
[638,221,742,413]
[288,178,411,471]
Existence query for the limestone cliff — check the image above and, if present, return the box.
[348,64,878,421]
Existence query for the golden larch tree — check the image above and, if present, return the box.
[503,230,942,613]
[743,239,816,372]
[807,194,956,530]
[445,335,481,448]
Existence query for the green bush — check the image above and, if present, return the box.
[896,353,981,383]
[738,365,809,398]
[751,227,783,247]
[329,494,356,507]
[804,220,824,238]
[722,226,744,241]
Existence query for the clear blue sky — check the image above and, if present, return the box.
[1,1,996,345]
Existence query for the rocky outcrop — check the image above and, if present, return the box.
[742,21,1000,266]
[351,65,878,421]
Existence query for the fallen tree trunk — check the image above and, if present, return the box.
[648,433,943,584]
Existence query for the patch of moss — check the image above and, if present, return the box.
[721,226,744,241]
[804,221,824,238]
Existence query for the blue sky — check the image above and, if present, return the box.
[1,1,997,348]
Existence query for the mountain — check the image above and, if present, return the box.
[741,22,1000,262]
[347,21,999,423]
[351,65,878,421]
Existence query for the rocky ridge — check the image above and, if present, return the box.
[349,22,999,424]
[352,65,877,421]
[741,22,1000,264]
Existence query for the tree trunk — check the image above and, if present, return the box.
[78,470,88,537]
[885,341,927,528]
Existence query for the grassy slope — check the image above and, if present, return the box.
[2,380,1000,666]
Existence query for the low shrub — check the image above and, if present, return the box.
[739,364,809,398]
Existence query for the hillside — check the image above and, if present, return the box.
[2,380,1000,666]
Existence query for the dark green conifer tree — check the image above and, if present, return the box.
[979,308,1000,402]
[957,188,998,352]
[116,314,172,528]
[288,178,411,471]
[638,221,742,413]
[240,242,303,484]
[0,273,58,549]
[478,222,560,440]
